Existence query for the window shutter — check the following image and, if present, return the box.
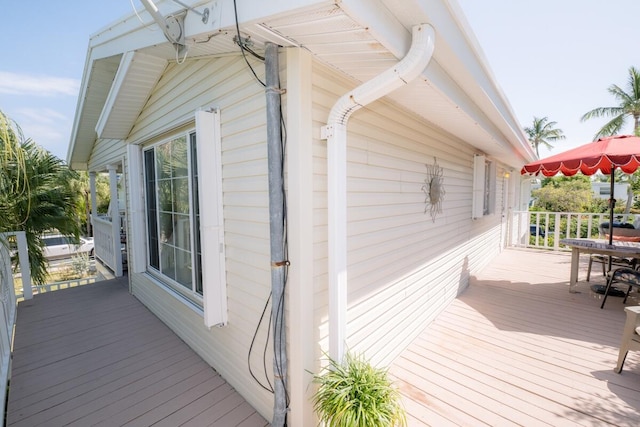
[487,161,497,215]
[472,155,486,219]
[195,108,228,327]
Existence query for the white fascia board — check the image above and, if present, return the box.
[95,52,135,139]
[372,0,535,163]
[87,0,329,61]
[440,0,535,161]
[67,45,98,166]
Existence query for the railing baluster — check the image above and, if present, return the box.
[510,211,611,252]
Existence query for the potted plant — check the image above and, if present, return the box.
[312,352,406,427]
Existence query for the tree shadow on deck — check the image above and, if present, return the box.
[459,248,640,426]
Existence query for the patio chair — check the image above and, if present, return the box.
[615,306,640,373]
[587,255,636,282]
[586,224,639,282]
[600,267,640,309]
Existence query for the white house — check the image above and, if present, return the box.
[592,181,630,201]
[67,0,535,424]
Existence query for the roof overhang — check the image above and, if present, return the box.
[68,0,535,169]
[95,52,167,140]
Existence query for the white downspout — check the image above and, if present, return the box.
[321,24,435,361]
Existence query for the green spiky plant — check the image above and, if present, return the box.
[312,352,406,427]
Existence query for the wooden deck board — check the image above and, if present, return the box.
[6,277,268,427]
[391,248,640,426]
[9,248,640,426]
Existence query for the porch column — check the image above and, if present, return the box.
[107,165,123,277]
[89,172,97,235]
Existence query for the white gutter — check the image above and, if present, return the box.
[321,24,436,361]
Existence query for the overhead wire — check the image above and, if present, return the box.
[233,0,266,87]
[129,0,159,31]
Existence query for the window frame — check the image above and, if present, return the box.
[139,108,227,328]
[143,131,203,303]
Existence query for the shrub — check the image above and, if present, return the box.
[312,352,406,427]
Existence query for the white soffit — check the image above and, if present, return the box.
[96,52,167,140]
[69,54,122,170]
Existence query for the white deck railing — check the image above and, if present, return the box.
[92,215,122,276]
[509,210,634,251]
[0,231,31,421]
[32,277,97,296]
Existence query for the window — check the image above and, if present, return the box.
[472,155,496,219]
[141,109,227,328]
[144,133,203,297]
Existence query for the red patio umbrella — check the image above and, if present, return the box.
[521,134,640,246]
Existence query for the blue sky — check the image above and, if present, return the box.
[1,1,638,161]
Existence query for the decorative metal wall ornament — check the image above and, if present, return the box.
[422,157,445,222]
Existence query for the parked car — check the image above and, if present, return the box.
[529,225,545,237]
[42,235,94,260]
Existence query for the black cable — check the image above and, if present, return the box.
[235,0,290,414]
[232,0,266,87]
[247,292,275,393]
[274,103,291,407]
[263,297,274,391]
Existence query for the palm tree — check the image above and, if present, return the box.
[0,110,28,227]
[581,66,640,139]
[0,110,83,284]
[524,116,566,157]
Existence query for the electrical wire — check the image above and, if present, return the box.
[175,43,190,64]
[248,292,275,393]
[129,0,159,31]
[244,42,291,420]
[232,0,266,87]
[275,106,290,408]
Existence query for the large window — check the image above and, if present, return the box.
[144,133,203,296]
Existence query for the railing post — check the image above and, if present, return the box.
[554,213,562,250]
[15,231,31,300]
[89,171,97,235]
[107,165,123,277]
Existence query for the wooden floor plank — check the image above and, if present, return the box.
[6,277,267,427]
[392,248,640,427]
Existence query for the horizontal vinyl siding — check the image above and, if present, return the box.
[127,55,274,420]
[311,60,512,368]
[88,138,125,170]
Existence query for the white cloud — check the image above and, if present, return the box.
[0,71,79,97]
[14,107,73,159]
[17,107,68,125]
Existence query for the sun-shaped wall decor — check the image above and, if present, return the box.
[422,157,445,222]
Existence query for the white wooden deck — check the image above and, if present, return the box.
[391,248,640,426]
[6,277,268,427]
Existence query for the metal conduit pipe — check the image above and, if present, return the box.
[321,23,435,361]
[265,43,288,427]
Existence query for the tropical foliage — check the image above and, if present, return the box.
[532,176,596,213]
[0,110,83,284]
[581,66,640,139]
[524,116,566,157]
[312,352,406,427]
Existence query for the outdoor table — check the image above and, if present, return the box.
[560,238,640,293]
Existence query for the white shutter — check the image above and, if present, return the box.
[472,155,486,219]
[195,108,228,327]
[487,160,497,215]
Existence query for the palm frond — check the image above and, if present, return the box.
[593,115,626,140]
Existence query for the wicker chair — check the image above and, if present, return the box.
[600,267,640,309]
[615,306,640,373]
[588,223,639,282]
